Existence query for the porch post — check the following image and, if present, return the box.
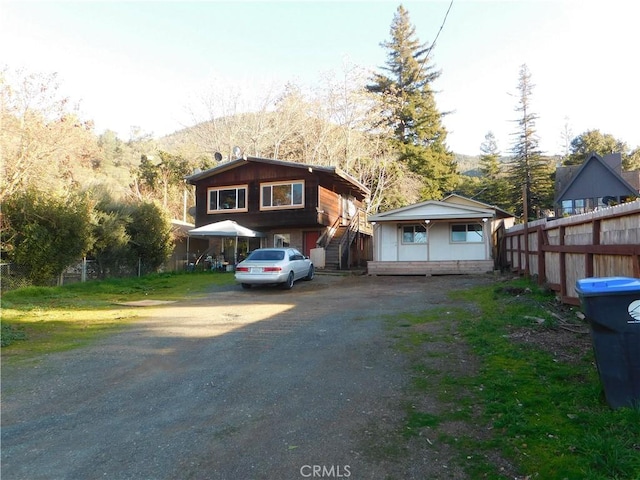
[424,220,432,261]
[483,218,490,260]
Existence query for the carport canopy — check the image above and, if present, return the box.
[188,220,265,238]
[188,220,265,265]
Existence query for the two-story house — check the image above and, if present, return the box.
[185,156,372,269]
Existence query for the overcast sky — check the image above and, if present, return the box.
[2,0,638,155]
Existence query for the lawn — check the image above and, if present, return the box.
[1,271,235,358]
[2,272,639,478]
[392,277,640,479]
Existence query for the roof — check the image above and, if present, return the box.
[368,194,515,223]
[171,219,195,236]
[185,156,370,196]
[441,193,515,218]
[555,152,639,203]
[368,197,498,223]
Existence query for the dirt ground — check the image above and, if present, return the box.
[1,273,588,480]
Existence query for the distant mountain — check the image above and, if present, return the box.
[454,153,512,177]
[454,153,480,176]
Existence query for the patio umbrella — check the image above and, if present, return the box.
[188,220,265,264]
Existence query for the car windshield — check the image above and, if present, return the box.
[247,250,285,261]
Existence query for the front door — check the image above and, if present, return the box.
[303,231,320,257]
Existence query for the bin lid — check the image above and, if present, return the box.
[575,277,640,297]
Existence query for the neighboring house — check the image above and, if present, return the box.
[367,194,515,275]
[185,156,372,269]
[164,220,209,271]
[555,153,640,217]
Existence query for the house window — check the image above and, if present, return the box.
[207,185,247,213]
[261,181,304,209]
[561,200,573,215]
[402,225,427,244]
[451,224,484,243]
[274,233,291,247]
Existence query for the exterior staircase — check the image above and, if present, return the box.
[318,210,373,271]
[323,226,349,270]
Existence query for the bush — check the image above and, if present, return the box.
[2,188,92,285]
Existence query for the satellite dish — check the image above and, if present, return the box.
[232,146,242,160]
[214,152,223,162]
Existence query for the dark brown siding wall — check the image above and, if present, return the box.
[318,186,341,226]
[193,163,345,229]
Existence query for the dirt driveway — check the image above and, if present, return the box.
[2,273,495,480]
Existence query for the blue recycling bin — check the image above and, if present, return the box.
[575,277,640,409]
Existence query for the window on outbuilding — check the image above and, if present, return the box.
[451,224,483,243]
[402,225,427,244]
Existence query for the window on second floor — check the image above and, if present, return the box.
[451,223,484,243]
[402,225,427,244]
[207,185,248,213]
[261,181,304,209]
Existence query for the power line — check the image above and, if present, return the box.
[421,0,454,66]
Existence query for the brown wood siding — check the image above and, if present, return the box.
[193,164,322,228]
[191,162,371,229]
[318,186,341,226]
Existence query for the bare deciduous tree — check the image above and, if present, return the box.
[175,64,422,212]
[1,68,99,201]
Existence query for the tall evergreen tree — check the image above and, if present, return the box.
[367,4,458,200]
[477,131,510,210]
[507,64,554,220]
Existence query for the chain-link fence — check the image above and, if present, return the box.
[0,258,172,292]
[0,263,33,292]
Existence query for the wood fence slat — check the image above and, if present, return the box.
[502,201,640,305]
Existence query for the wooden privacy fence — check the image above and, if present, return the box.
[502,201,640,305]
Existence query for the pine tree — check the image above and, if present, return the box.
[367,5,458,200]
[477,131,510,210]
[507,64,554,220]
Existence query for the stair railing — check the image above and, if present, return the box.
[317,215,342,249]
[338,209,367,269]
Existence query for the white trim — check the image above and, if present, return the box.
[206,184,248,214]
[260,180,305,210]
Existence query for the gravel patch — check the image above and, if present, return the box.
[1,273,496,479]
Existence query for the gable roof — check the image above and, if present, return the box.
[555,152,638,203]
[368,197,496,222]
[185,156,370,196]
[442,193,515,219]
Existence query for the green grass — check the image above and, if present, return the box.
[3,272,639,478]
[390,277,640,480]
[1,271,235,359]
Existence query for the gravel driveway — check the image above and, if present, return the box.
[2,273,495,479]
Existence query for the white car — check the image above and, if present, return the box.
[234,248,314,290]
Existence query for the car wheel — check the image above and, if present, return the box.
[282,271,294,290]
[304,265,314,281]
[241,283,252,289]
